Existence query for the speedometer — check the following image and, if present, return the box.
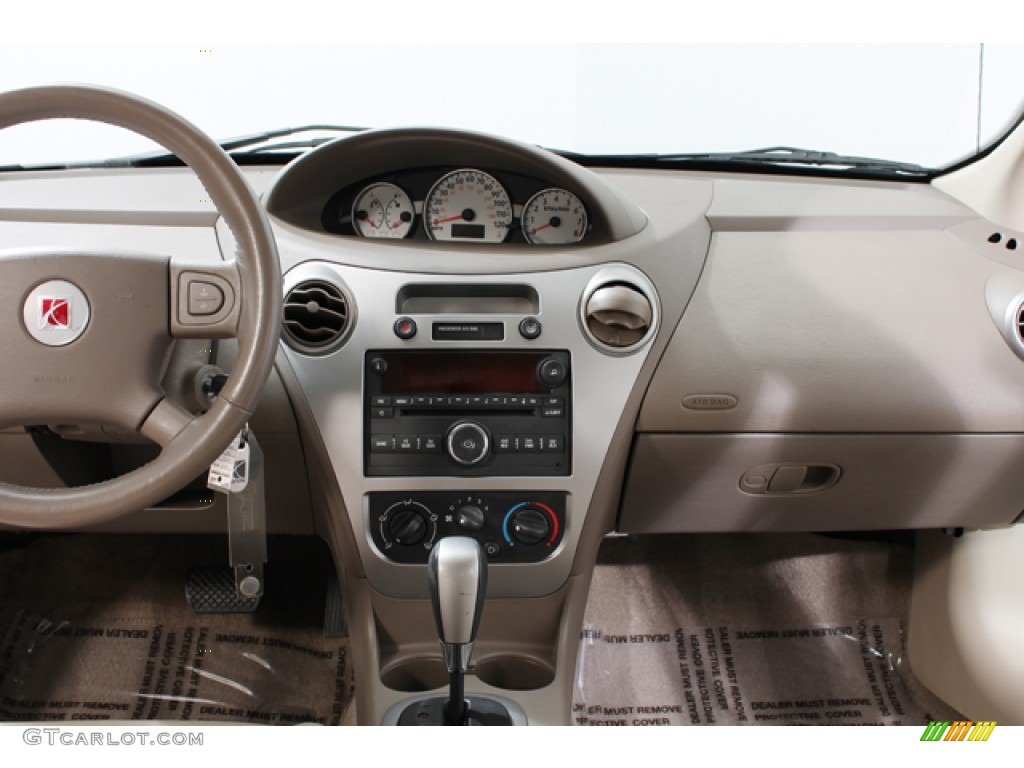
[424,169,512,243]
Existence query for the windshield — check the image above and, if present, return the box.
[1,43,1022,171]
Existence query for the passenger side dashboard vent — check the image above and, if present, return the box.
[282,279,352,354]
[579,268,658,355]
[984,275,1024,362]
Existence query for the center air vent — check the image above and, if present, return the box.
[282,279,351,353]
[582,279,655,353]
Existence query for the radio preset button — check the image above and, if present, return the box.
[420,435,442,452]
[496,435,516,452]
[520,435,539,452]
[540,435,564,452]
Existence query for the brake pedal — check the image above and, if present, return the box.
[186,567,261,614]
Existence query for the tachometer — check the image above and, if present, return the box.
[522,188,588,245]
[424,169,512,243]
[353,183,414,239]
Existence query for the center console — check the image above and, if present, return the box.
[274,257,664,724]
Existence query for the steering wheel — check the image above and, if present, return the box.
[0,85,281,528]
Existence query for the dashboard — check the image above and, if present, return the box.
[3,111,1024,725]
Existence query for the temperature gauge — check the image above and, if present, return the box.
[521,188,588,245]
[352,183,415,239]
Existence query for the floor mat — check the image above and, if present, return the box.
[574,533,961,726]
[0,534,354,724]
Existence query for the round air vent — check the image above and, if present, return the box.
[582,281,654,352]
[282,279,352,353]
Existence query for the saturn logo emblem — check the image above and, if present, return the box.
[23,280,91,346]
[39,296,72,329]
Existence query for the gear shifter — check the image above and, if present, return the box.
[428,536,487,725]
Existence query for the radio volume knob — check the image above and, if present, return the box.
[446,421,491,466]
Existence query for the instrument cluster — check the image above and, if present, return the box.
[322,166,590,246]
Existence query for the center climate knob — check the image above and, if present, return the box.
[510,507,551,546]
[388,507,428,546]
[446,421,491,466]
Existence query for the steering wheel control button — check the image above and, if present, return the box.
[394,316,417,339]
[519,317,542,340]
[187,280,225,316]
[22,279,91,346]
[173,269,238,333]
[447,421,491,466]
[537,357,568,387]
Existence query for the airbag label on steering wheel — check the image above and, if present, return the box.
[207,431,249,494]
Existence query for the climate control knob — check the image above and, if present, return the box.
[456,504,486,531]
[388,507,429,546]
[446,421,491,466]
[510,507,551,546]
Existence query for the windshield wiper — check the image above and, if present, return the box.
[556,145,932,180]
[0,124,368,172]
[661,146,929,175]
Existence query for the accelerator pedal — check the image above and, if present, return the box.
[324,577,347,638]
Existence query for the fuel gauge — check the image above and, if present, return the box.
[352,183,414,239]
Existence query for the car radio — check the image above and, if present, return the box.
[364,350,571,477]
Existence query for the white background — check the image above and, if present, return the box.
[0,43,1022,168]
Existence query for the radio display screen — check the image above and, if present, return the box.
[376,351,550,394]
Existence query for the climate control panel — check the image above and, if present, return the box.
[368,491,566,564]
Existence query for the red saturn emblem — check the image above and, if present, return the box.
[39,296,71,329]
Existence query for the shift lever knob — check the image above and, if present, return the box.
[428,536,487,673]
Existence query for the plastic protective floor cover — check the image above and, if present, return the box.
[0,531,960,725]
